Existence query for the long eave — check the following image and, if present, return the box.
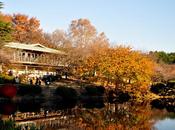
[4,42,66,55]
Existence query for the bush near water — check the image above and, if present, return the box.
[150,80,175,96]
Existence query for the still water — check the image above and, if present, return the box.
[0,98,175,130]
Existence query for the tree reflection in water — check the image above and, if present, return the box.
[1,99,175,130]
[72,102,155,130]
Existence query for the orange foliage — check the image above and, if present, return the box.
[82,46,156,92]
[11,14,42,43]
[66,19,109,74]
[0,13,12,22]
[74,102,154,130]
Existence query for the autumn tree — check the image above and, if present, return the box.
[10,14,43,44]
[68,18,97,49]
[83,46,155,93]
[79,32,109,77]
[49,29,71,48]
[66,19,109,77]
[74,102,154,130]
[89,32,109,54]
[67,18,97,64]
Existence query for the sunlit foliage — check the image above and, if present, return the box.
[11,14,42,43]
[0,3,157,94]
[66,19,109,68]
[82,46,156,92]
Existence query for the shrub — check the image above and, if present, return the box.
[54,86,78,101]
[0,120,39,130]
[151,99,165,109]
[108,89,130,103]
[96,85,105,94]
[17,84,42,96]
[167,80,175,88]
[53,100,77,110]
[0,74,14,84]
[0,84,17,98]
[83,100,105,109]
[151,98,175,112]
[0,101,17,115]
[85,85,105,96]
[0,120,16,130]
[150,82,166,94]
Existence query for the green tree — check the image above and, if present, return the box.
[0,1,3,10]
[0,2,13,45]
[168,53,175,64]
[0,21,13,43]
[156,51,169,63]
[150,51,175,64]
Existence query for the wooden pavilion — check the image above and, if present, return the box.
[1,42,66,76]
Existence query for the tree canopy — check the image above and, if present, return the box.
[0,21,13,43]
[11,14,42,43]
[0,2,3,9]
[81,46,155,92]
[0,2,13,45]
[0,3,159,94]
[150,51,175,64]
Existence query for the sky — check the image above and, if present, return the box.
[1,0,175,52]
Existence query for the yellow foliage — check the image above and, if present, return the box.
[82,46,156,92]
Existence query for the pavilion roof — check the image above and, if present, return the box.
[4,42,66,55]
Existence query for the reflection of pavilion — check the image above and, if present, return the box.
[2,42,66,75]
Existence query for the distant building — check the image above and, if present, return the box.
[0,42,66,76]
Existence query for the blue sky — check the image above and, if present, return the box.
[1,0,175,52]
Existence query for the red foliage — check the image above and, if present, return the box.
[0,103,16,115]
[0,84,17,98]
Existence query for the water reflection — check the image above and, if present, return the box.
[151,98,175,113]
[0,98,174,130]
[0,101,16,115]
[154,119,175,130]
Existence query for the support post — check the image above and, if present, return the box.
[0,63,2,73]
[25,65,28,74]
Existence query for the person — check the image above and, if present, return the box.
[45,78,50,86]
[39,79,41,85]
[8,70,13,76]
[29,78,33,85]
[65,72,68,79]
[14,76,20,84]
[44,110,49,117]
[35,77,39,85]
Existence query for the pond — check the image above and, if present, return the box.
[0,98,175,130]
